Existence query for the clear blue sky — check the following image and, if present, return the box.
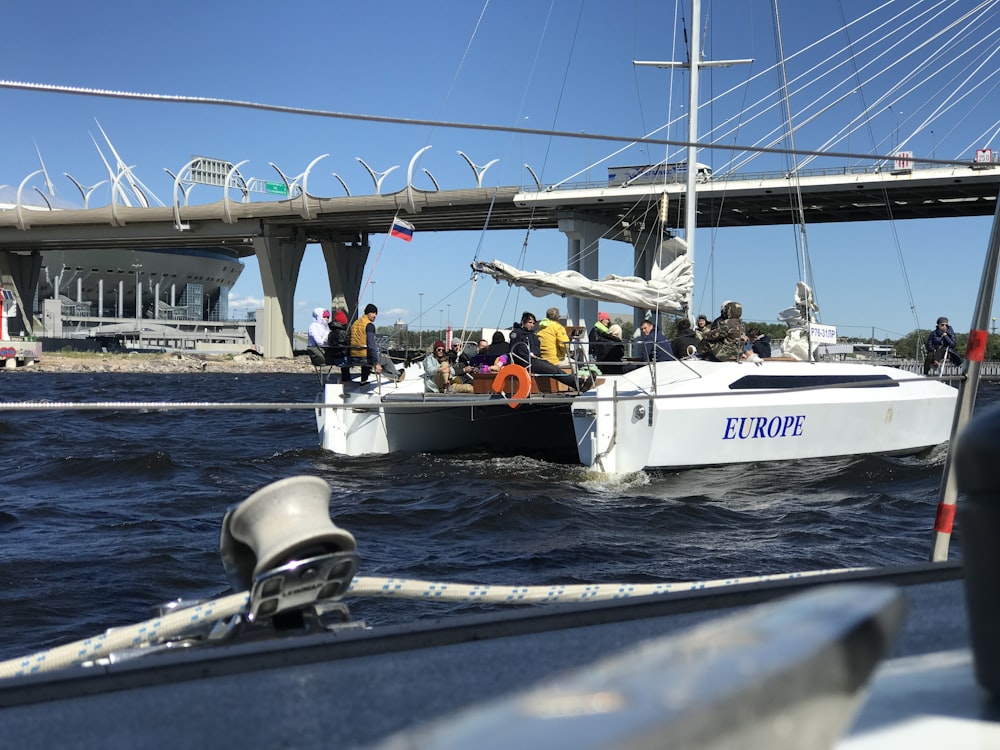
[3,0,998,340]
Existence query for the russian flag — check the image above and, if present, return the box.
[390,217,414,242]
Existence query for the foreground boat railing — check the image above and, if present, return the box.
[366,583,906,750]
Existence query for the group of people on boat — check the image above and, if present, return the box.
[423,332,515,393]
[635,300,777,363]
[312,302,965,390]
[626,300,753,364]
[307,304,404,385]
[587,303,751,367]
[418,300,764,395]
[510,308,596,392]
[420,307,602,394]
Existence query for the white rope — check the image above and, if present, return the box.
[346,568,863,603]
[0,567,864,679]
[0,593,248,679]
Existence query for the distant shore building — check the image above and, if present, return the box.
[2,187,251,352]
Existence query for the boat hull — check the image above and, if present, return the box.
[317,360,958,473]
[572,360,958,473]
[317,366,579,461]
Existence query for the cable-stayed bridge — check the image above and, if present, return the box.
[1,159,998,357]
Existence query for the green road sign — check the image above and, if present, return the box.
[265,181,288,196]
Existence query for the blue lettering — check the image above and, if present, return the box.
[792,415,805,436]
[721,414,806,440]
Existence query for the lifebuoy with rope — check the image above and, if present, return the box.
[491,364,532,408]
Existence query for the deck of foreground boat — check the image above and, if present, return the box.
[3,561,997,748]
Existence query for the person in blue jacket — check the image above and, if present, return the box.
[923,316,962,374]
[639,319,675,363]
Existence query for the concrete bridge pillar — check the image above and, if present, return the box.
[253,227,307,358]
[0,250,41,336]
[631,224,688,329]
[632,224,660,329]
[318,233,371,320]
[557,217,607,327]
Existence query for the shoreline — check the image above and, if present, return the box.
[5,351,318,374]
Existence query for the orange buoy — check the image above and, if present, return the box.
[491,364,532,408]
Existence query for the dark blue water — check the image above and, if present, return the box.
[0,372,989,662]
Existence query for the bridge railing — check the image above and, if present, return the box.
[519,161,974,194]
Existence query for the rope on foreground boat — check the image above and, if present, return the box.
[0,592,249,680]
[0,567,864,680]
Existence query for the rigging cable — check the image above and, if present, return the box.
[423,0,492,337]
[771,0,814,300]
[798,1,1000,169]
[0,77,964,169]
[502,0,557,327]
[457,188,500,345]
[703,5,758,322]
[837,0,922,347]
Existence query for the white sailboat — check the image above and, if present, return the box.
[316,1,958,472]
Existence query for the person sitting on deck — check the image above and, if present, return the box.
[423,340,452,392]
[639,319,676,363]
[592,324,628,374]
[747,326,772,359]
[537,306,572,366]
[698,301,746,362]
[923,316,963,374]
[327,309,350,380]
[454,339,493,383]
[695,314,710,338]
[306,308,338,369]
[307,307,330,345]
[349,304,402,384]
[509,311,592,392]
[468,337,501,372]
[671,318,700,359]
[485,331,510,360]
[589,311,623,364]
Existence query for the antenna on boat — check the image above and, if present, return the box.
[634,0,752,315]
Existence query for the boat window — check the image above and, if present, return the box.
[729,374,898,390]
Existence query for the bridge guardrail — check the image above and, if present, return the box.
[519,161,983,194]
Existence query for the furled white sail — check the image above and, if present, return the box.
[472,240,694,314]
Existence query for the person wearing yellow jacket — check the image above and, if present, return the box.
[537,306,572,366]
[348,303,403,384]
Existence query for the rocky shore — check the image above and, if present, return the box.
[8,351,318,374]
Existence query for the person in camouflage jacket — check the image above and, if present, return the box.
[698,300,746,362]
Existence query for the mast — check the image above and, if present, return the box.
[930,187,1000,561]
[634,0,751,315]
[684,0,702,295]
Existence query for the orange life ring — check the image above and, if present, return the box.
[491,364,532,408]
